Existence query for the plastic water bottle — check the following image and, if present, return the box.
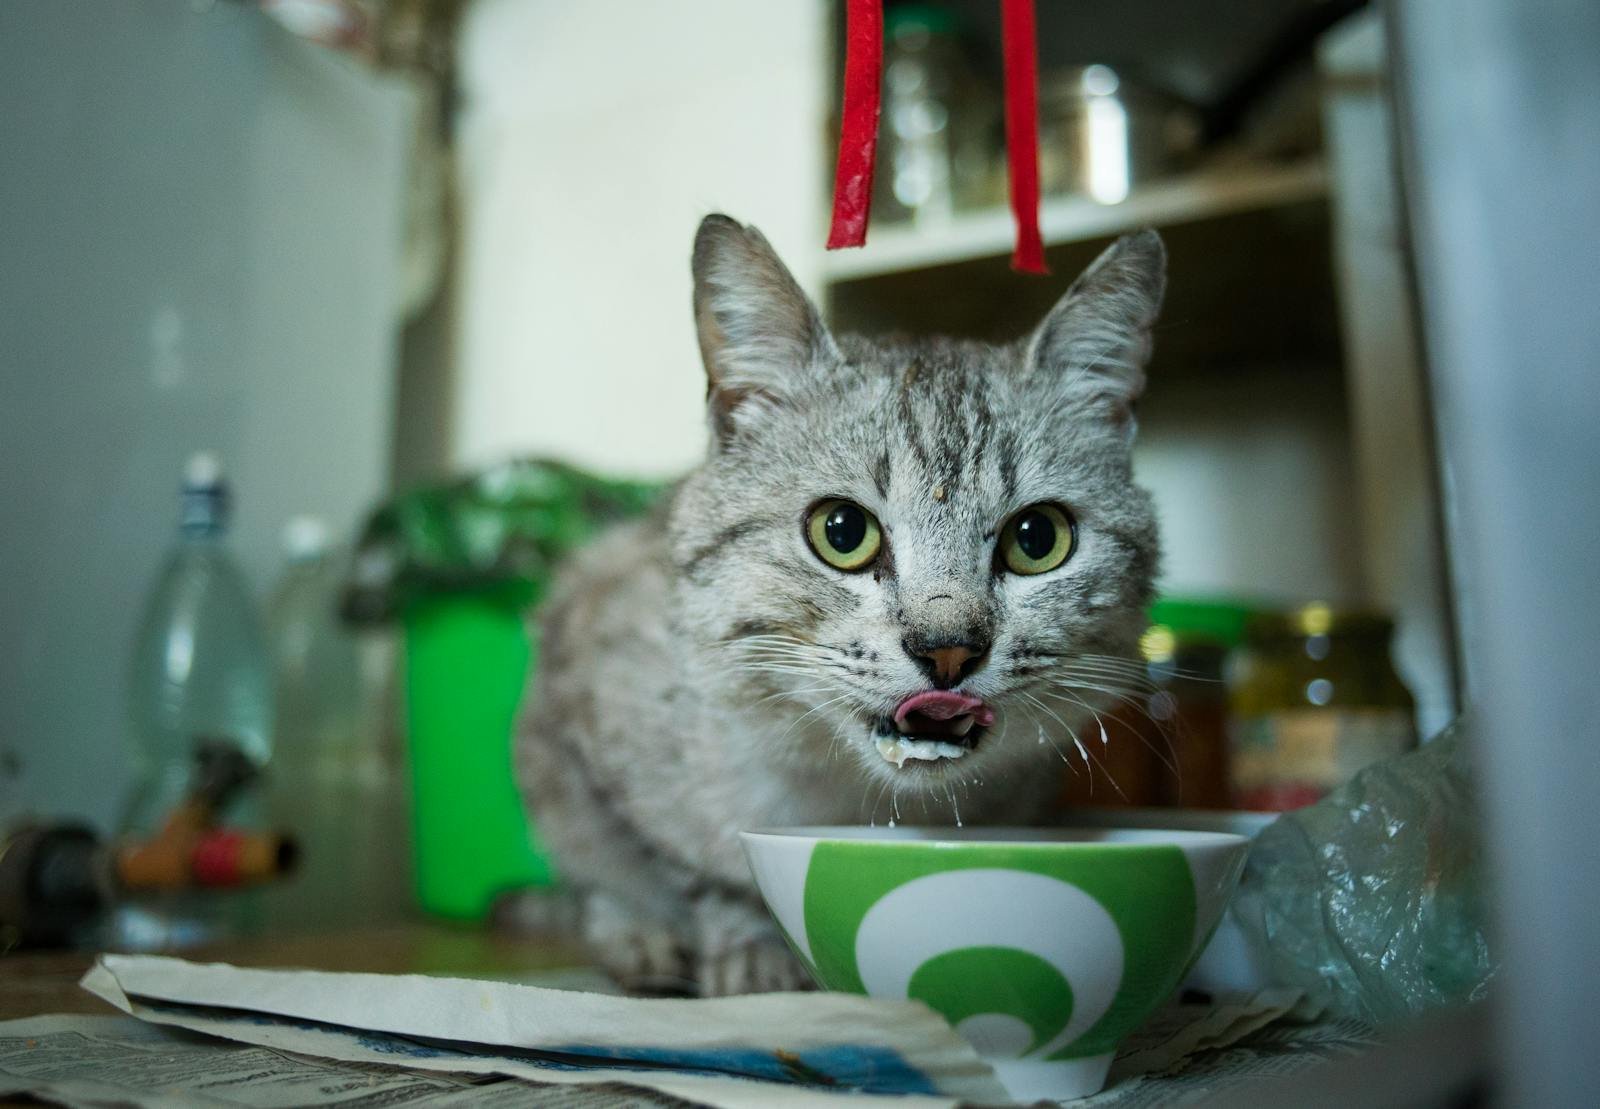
[119,452,273,947]
[265,517,409,929]
[267,517,361,780]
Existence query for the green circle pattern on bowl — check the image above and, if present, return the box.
[797,842,1197,1060]
[908,946,1073,1056]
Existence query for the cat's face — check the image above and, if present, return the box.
[671,216,1163,797]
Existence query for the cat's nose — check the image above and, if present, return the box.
[905,636,991,688]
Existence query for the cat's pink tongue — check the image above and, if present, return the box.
[893,691,996,728]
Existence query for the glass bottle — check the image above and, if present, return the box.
[1057,598,1247,811]
[872,6,996,225]
[1228,603,1417,810]
[1141,628,1234,809]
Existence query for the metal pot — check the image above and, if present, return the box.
[1037,65,1200,204]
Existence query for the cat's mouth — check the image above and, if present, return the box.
[871,691,995,769]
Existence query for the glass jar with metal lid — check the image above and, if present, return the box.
[1228,603,1417,810]
[1141,598,1252,809]
[870,5,997,225]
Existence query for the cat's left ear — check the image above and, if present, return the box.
[1025,230,1166,437]
[692,214,837,444]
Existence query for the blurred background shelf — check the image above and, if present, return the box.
[822,157,1328,281]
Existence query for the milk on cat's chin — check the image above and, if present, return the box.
[837,715,1072,829]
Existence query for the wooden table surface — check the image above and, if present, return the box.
[0,919,594,1022]
[0,920,602,1107]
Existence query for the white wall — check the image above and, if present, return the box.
[452,0,830,478]
[0,1,415,826]
[1136,363,1366,605]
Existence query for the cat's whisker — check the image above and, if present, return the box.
[726,650,826,667]
[1058,672,1157,698]
[722,651,822,667]
[1076,650,1151,667]
[1076,661,1154,678]
[773,693,857,745]
[753,684,839,706]
[725,657,844,679]
[1041,686,1115,749]
[867,774,896,825]
[1015,699,1071,766]
[725,651,820,666]
[722,640,827,657]
[1025,689,1129,801]
[1041,689,1173,762]
[729,643,825,652]
[1044,680,1149,709]
[858,775,879,820]
[1010,649,1160,693]
[1055,660,1159,691]
[1038,676,1166,729]
[943,781,962,827]
[1075,729,1131,802]
[1014,690,1130,800]
[722,633,816,649]
[740,659,866,685]
[728,662,820,677]
[1037,684,1180,776]
[1015,689,1079,742]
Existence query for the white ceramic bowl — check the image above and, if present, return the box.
[742,826,1249,1101]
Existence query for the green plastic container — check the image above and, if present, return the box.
[403,582,554,919]
[347,461,664,922]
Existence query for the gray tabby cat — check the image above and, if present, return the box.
[516,215,1165,996]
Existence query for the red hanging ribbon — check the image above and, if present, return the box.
[825,0,1045,272]
[1001,0,1047,274]
[827,0,883,250]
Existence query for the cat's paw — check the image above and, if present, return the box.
[584,893,693,993]
[693,891,812,996]
[698,938,812,997]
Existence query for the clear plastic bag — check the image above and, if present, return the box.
[1230,717,1495,1025]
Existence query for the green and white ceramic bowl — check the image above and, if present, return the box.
[741,826,1249,1102]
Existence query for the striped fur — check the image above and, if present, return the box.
[516,217,1166,994]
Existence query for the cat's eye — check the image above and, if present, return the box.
[998,504,1076,575]
[805,499,882,571]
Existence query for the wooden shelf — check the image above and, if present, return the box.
[822,158,1328,283]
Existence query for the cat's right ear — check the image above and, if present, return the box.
[692,214,836,444]
[1025,230,1166,439]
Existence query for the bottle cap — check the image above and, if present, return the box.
[183,451,223,491]
[179,452,230,533]
[281,516,330,561]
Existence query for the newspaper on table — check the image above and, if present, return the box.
[1100,987,1306,1087]
[74,954,1001,1107]
[0,956,1365,1108]
[1083,997,1378,1107]
[0,1014,680,1109]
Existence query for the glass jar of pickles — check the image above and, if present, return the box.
[1228,603,1417,810]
